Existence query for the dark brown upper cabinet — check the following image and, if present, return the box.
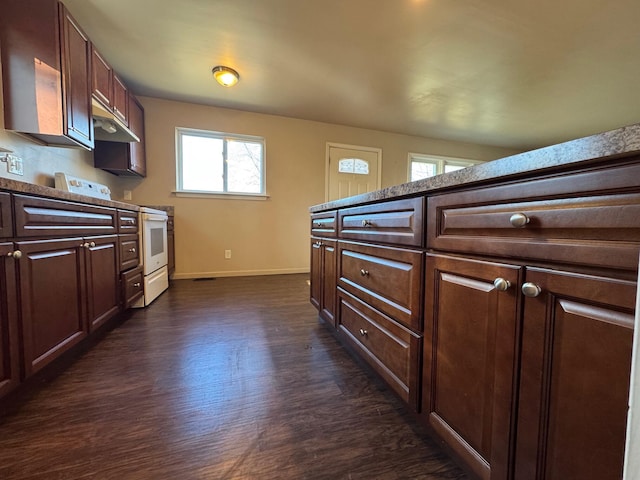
[0,0,94,149]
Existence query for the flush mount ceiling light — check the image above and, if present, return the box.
[212,66,240,87]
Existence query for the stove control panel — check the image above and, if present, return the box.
[55,172,112,200]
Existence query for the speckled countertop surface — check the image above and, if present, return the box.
[310,123,640,213]
[0,177,140,211]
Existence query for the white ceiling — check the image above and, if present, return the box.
[64,0,640,151]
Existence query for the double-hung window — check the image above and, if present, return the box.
[176,128,266,196]
[408,153,483,182]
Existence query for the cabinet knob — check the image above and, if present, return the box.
[359,328,368,336]
[522,282,542,297]
[313,222,322,228]
[361,219,372,227]
[6,250,22,259]
[360,269,369,277]
[90,241,96,247]
[509,213,530,228]
[83,241,96,248]
[133,282,141,288]
[128,247,136,253]
[493,278,511,291]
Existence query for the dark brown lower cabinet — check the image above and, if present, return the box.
[85,235,120,332]
[514,268,635,480]
[0,242,19,398]
[16,236,122,376]
[17,238,88,376]
[424,254,636,480]
[310,238,336,327]
[423,254,521,480]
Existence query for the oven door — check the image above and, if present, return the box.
[141,212,168,275]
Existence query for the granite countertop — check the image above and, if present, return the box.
[310,123,640,213]
[0,177,140,211]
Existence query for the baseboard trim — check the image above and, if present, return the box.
[172,268,309,280]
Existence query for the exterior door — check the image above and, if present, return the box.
[327,144,381,201]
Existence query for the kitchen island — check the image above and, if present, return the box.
[310,123,640,480]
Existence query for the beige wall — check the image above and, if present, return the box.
[121,97,520,279]
[1,54,521,278]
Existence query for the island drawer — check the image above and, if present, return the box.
[311,211,337,238]
[338,197,424,247]
[338,288,421,411]
[427,164,640,270]
[337,240,423,332]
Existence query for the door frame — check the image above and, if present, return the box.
[325,142,382,202]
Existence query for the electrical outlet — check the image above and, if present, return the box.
[123,190,132,200]
[4,154,24,176]
[224,249,232,259]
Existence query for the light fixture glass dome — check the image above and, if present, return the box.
[212,66,239,87]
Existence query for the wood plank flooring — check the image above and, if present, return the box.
[0,274,468,479]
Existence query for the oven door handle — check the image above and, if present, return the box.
[144,214,168,222]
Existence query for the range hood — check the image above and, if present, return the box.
[92,99,140,143]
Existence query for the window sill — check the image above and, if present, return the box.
[172,191,270,201]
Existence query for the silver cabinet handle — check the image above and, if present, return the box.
[360,269,369,277]
[493,278,511,291]
[6,250,22,259]
[522,282,542,297]
[359,328,368,336]
[128,247,136,253]
[83,241,96,248]
[90,241,96,247]
[509,213,530,228]
[361,219,372,227]
[313,222,322,228]
[133,282,141,288]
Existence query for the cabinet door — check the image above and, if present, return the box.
[128,94,146,176]
[91,46,113,108]
[16,238,87,377]
[59,4,93,149]
[423,254,521,480]
[0,242,19,399]
[321,240,337,326]
[112,74,129,126]
[515,268,635,480]
[310,239,322,311]
[85,235,120,332]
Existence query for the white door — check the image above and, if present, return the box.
[326,144,381,201]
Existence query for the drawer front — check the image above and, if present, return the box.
[0,192,13,238]
[428,166,640,270]
[338,289,421,410]
[339,197,424,247]
[119,234,140,271]
[122,265,144,309]
[338,241,423,331]
[14,194,117,238]
[117,210,139,233]
[311,211,337,238]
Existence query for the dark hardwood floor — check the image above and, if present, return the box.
[0,274,468,479]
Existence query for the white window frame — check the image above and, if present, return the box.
[407,153,484,182]
[175,127,267,199]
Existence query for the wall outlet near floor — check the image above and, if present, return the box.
[224,249,232,259]
[2,153,24,176]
